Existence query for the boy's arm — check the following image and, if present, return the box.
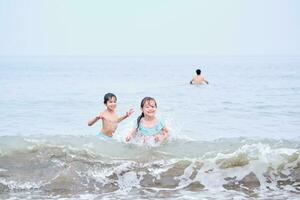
[88,114,103,126]
[190,77,194,84]
[117,108,134,123]
[203,76,209,84]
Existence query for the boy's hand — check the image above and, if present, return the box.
[96,114,103,120]
[126,108,134,117]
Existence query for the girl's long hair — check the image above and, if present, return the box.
[136,97,157,129]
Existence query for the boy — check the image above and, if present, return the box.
[88,93,134,138]
[190,69,209,85]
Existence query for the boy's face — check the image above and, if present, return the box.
[105,97,117,111]
[142,100,156,117]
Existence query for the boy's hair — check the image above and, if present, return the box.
[103,93,117,104]
[196,69,201,75]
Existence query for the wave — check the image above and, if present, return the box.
[0,135,299,199]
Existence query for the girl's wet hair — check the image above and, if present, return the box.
[136,97,157,129]
[103,93,117,104]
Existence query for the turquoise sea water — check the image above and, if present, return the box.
[0,56,299,199]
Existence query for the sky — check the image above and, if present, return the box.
[0,0,299,56]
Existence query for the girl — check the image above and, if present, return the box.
[126,97,169,142]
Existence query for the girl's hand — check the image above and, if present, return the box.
[126,129,137,142]
[126,135,132,142]
[154,135,161,142]
[155,129,168,142]
[126,108,134,117]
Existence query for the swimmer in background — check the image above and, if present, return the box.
[190,69,209,85]
[88,93,134,138]
[126,97,169,143]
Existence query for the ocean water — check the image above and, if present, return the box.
[0,56,299,199]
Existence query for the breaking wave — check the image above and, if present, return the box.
[0,135,299,199]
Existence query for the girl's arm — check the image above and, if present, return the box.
[88,114,103,126]
[162,127,169,139]
[118,108,134,123]
[126,128,137,142]
[155,127,169,142]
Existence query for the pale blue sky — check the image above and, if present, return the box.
[0,0,299,56]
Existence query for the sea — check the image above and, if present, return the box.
[0,56,299,199]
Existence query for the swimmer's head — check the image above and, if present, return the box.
[196,69,201,75]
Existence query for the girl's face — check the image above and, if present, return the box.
[142,100,156,117]
[105,97,117,111]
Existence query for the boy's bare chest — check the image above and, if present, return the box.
[103,113,118,123]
